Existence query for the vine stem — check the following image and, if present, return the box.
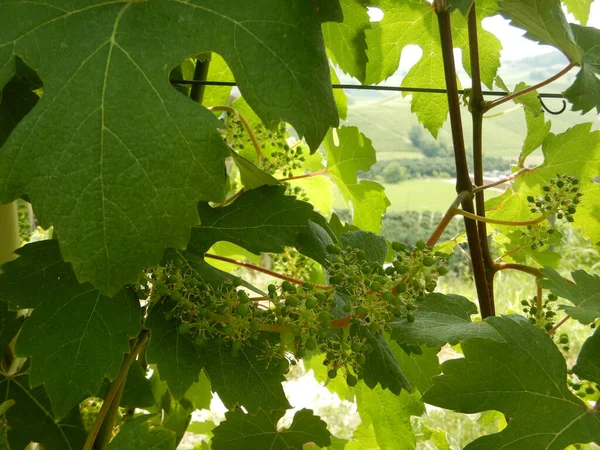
[493,262,543,278]
[436,3,493,318]
[468,3,496,314]
[83,330,150,450]
[208,106,264,162]
[455,209,549,227]
[547,315,571,335]
[278,168,328,182]
[426,191,471,247]
[203,253,332,290]
[472,167,533,193]
[484,63,575,112]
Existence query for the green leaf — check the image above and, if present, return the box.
[573,326,600,385]
[540,268,600,325]
[0,0,338,295]
[107,415,175,450]
[322,0,370,82]
[0,373,86,450]
[0,240,141,418]
[391,293,504,347]
[0,300,21,351]
[352,324,411,394]
[212,409,331,450]
[145,300,289,411]
[519,109,551,165]
[354,381,424,450]
[98,360,155,409]
[324,127,389,233]
[389,340,441,393]
[563,0,594,25]
[487,124,600,247]
[341,230,388,265]
[203,53,234,108]
[512,82,542,117]
[365,0,500,136]
[423,315,600,449]
[446,0,473,15]
[565,24,600,113]
[330,68,348,120]
[194,186,330,255]
[497,0,583,64]
[184,371,212,411]
[0,74,38,147]
[230,150,279,190]
[145,300,208,400]
[347,421,379,450]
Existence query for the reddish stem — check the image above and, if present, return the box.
[485,63,575,112]
[279,168,328,182]
[547,315,571,335]
[204,253,332,290]
[426,191,471,247]
[472,167,533,193]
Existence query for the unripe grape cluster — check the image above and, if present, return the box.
[150,240,449,385]
[567,370,600,399]
[521,292,558,333]
[527,174,582,223]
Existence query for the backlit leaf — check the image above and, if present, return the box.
[423,315,600,449]
[324,126,389,233]
[391,293,504,347]
[573,326,600,385]
[212,409,331,450]
[107,415,175,450]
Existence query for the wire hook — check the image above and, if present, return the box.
[538,95,567,115]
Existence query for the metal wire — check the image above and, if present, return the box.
[169,79,565,99]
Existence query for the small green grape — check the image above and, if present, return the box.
[154,282,169,296]
[346,373,358,387]
[238,290,250,304]
[236,304,250,317]
[422,256,435,267]
[194,335,207,347]
[305,339,317,351]
[305,297,317,309]
[328,369,338,379]
[231,340,243,354]
[164,311,174,321]
[178,323,192,335]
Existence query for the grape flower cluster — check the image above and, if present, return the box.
[149,240,449,387]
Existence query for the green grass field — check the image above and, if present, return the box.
[382,179,501,213]
[376,151,423,161]
[345,93,599,160]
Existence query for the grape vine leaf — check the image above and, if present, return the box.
[341,230,388,265]
[573,327,600,385]
[230,150,279,190]
[324,126,389,233]
[511,82,543,117]
[107,415,175,450]
[486,124,600,246]
[540,268,600,325]
[145,300,290,411]
[351,323,411,394]
[391,293,504,347]
[497,0,583,64]
[211,409,331,450]
[0,64,39,146]
[0,300,22,351]
[354,381,425,450]
[0,240,142,418]
[364,0,500,137]
[519,109,551,165]
[446,0,473,15]
[194,186,331,255]
[389,340,441,393]
[423,315,600,449]
[0,373,86,450]
[322,0,370,82]
[0,0,339,295]
[98,361,155,409]
[565,24,600,113]
[563,0,594,25]
[203,53,234,108]
[330,68,348,120]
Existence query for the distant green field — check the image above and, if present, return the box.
[383,180,501,213]
[377,151,423,161]
[346,93,599,160]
